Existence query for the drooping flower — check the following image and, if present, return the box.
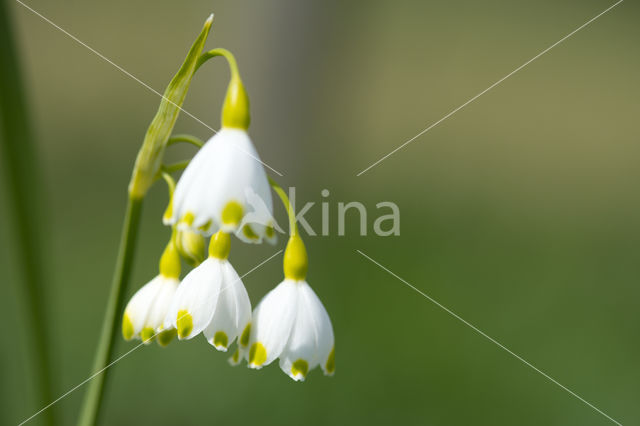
[165,231,252,352]
[122,240,181,346]
[163,66,276,244]
[245,235,335,381]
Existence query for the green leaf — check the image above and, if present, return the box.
[128,14,214,198]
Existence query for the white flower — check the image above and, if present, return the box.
[165,232,251,351]
[243,235,335,381]
[246,279,335,381]
[165,128,276,244]
[122,240,181,346]
[122,276,179,346]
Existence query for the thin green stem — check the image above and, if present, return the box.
[268,176,298,236]
[195,47,239,74]
[167,134,204,148]
[0,1,56,424]
[77,196,143,426]
[161,160,191,174]
[161,172,176,196]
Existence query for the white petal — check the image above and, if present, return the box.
[169,129,273,239]
[165,258,222,339]
[279,281,335,381]
[247,279,298,368]
[123,276,164,339]
[168,137,213,227]
[143,276,179,332]
[203,261,252,351]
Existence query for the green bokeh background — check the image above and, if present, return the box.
[1,0,639,425]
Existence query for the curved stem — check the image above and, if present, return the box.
[0,1,56,424]
[268,176,298,236]
[195,47,239,75]
[167,134,204,148]
[161,160,191,174]
[161,171,176,196]
[77,196,143,426]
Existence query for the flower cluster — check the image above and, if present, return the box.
[122,43,334,381]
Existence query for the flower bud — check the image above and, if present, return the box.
[175,228,206,266]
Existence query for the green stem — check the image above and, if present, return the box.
[161,172,176,196]
[268,176,298,236]
[77,196,143,426]
[0,1,56,424]
[167,134,204,148]
[195,48,239,74]
[161,160,191,174]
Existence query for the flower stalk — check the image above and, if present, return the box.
[77,196,143,426]
[77,15,214,425]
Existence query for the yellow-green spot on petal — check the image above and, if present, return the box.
[265,224,275,239]
[325,347,335,375]
[176,310,193,339]
[157,329,177,347]
[239,323,251,347]
[213,331,228,349]
[198,220,212,232]
[180,211,195,226]
[231,349,240,363]
[140,327,155,343]
[122,313,134,340]
[291,359,309,379]
[249,342,267,367]
[242,224,259,240]
[221,201,243,226]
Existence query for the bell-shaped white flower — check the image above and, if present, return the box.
[164,55,277,244]
[164,128,276,244]
[165,232,252,351]
[122,240,181,346]
[246,235,335,381]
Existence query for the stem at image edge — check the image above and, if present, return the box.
[77,196,143,426]
[0,1,56,424]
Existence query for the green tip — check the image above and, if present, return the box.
[157,329,177,347]
[122,314,134,340]
[176,310,193,339]
[249,342,267,367]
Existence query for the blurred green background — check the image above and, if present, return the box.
[1,0,639,425]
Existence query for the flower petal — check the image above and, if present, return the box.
[165,258,222,339]
[247,279,298,369]
[279,281,335,381]
[144,276,179,332]
[122,276,164,340]
[203,261,252,351]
